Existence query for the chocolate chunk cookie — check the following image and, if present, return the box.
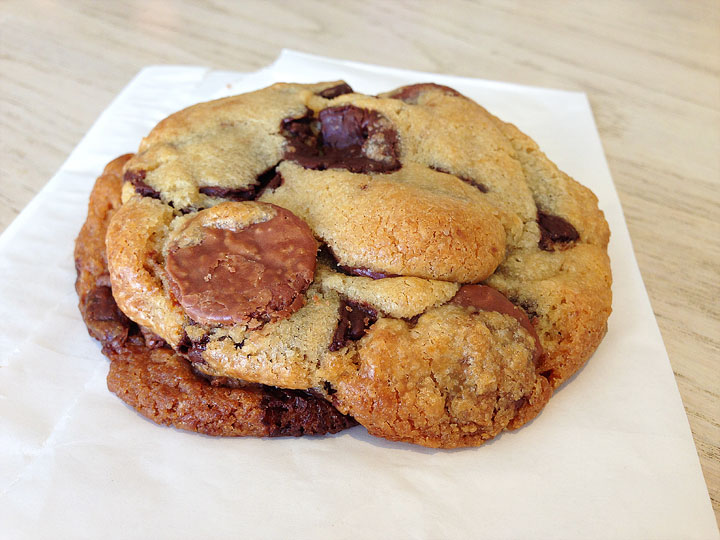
[75,154,356,437]
[92,80,611,448]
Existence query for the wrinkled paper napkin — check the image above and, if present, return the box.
[1,50,717,539]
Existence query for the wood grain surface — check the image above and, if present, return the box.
[1,0,718,525]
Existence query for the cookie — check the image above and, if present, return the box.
[101,81,611,448]
[75,154,357,437]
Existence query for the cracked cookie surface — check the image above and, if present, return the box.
[98,81,611,448]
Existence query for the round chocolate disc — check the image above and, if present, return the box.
[166,203,317,326]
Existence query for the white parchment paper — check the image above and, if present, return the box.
[0,50,717,539]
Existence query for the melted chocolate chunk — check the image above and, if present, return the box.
[124,169,161,199]
[329,300,378,351]
[337,265,399,279]
[537,211,580,251]
[198,185,255,200]
[451,285,543,364]
[430,165,488,193]
[404,313,422,328]
[282,105,401,174]
[255,167,284,196]
[386,83,463,104]
[86,285,125,322]
[177,332,210,365]
[199,166,284,201]
[322,244,398,279]
[319,106,372,149]
[184,367,356,435]
[83,285,131,350]
[260,387,357,436]
[282,111,318,145]
[317,82,354,99]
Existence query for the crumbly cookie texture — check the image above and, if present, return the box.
[100,80,611,448]
[76,155,356,437]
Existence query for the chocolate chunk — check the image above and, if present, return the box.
[337,265,399,279]
[322,244,398,279]
[329,300,378,351]
[199,166,284,201]
[319,105,373,149]
[282,110,318,143]
[124,169,161,199]
[83,285,131,349]
[404,313,422,328]
[86,285,124,322]
[177,332,193,355]
[451,285,543,364]
[386,83,463,104]
[255,167,284,197]
[282,105,401,174]
[177,332,210,364]
[261,387,357,436]
[430,165,488,193]
[537,211,580,251]
[317,82,354,99]
[198,185,256,201]
[166,205,317,326]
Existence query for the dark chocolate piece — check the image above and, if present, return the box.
[282,110,318,143]
[177,332,210,365]
[261,387,357,436]
[317,82,354,99]
[537,211,580,251]
[323,381,337,396]
[322,244,398,279]
[329,300,378,351]
[337,265,399,280]
[124,169,161,199]
[255,167,284,197]
[429,165,489,193]
[198,185,256,201]
[282,105,401,174]
[86,285,125,322]
[199,166,284,201]
[404,313,422,328]
[83,285,131,349]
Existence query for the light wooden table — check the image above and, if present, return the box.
[2,0,718,525]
